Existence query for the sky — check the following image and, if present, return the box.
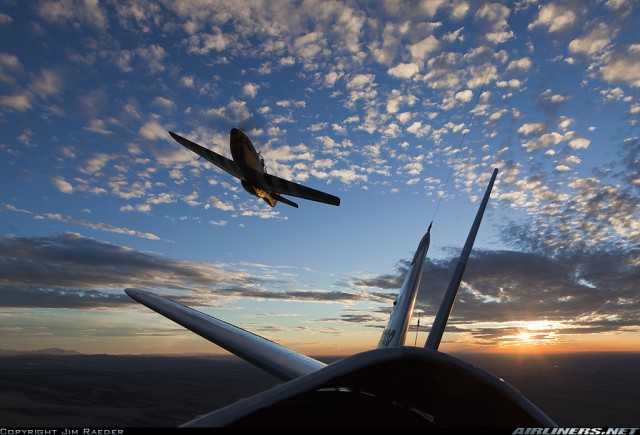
[0,0,638,357]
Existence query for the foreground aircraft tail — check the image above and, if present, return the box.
[377,223,431,348]
[425,168,498,350]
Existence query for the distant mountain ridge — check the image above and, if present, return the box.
[0,348,82,356]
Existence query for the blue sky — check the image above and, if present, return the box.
[1,0,638,356]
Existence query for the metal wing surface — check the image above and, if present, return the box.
[253,171,340,206]
[125,288,325,381]
[169,131,244,180]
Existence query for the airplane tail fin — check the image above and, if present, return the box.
[377,222,431,348]
[425,168,498,350]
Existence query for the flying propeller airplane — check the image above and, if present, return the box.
[125,168,557,427]
[168,128,340,208]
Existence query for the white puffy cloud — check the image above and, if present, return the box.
[138,121,166,140]
[186,32,228,55]
[180,75,195,88]
[517,122,546,136]
[329,168,367,184]
[52,176,74,194]
[528,3,577,33]
[388,62,419,79]
[406,121,431,138]
[600,47,640,87]
[242,83,260,98]
[475,3,513,43]
[522,131,573,152]
[346,74,375,89]
[455,89,473,102]
[569,23,612,56]
[408,35,440,62]
[569,138,591,149]
[506,57,532,73]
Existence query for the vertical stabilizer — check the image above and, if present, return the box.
[377,223,431,348]
[425,168,498,350]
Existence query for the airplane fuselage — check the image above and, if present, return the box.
[229,128,277,206]
[168,128,339,208]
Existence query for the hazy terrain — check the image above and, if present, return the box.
[0,351,638,427]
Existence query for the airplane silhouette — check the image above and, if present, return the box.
[125,168,557,427]
[168,128,340,208]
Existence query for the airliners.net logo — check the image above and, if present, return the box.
[513,429,638,435]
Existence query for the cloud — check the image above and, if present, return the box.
[406,121,431,138]
[151,97,176,110]
[0,52,23,84]
[85,118,112,135]
[569,138,590,149]
[600,46,640,87]
[138,121,167,140]
[242,83,260,98]
[186,32,229,55]
[528,3,577,33]
[0,94,32,111]
[568,23,612,56]
[0,233,373,309]
[506,57,532,73]
[517,122,546,136]
[346,74,375,90]
[204,99,252,124]
[4,204,160,241]
[81,152,114,175]
[408,35,440,63]
[329,167,367,184]
[522,131,572,152]
[475,3,513,44]
[455,89,473,103]
[346,243,639,346]
[37,0,108,30]
[387,62,419,79]
[51,176,74,194]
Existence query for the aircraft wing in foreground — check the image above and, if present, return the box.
[125,168,557,427]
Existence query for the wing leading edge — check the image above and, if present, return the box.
[125,288,325,380]
[168,131,244,180]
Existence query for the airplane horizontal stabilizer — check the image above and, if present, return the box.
[168,131,244,180]
[274,194,299,208]
[254,171,340,206]
[125,288,325,380]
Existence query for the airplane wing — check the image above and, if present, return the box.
[125,288,325,380]
[253,171,341,206]
[168,131,244,180]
